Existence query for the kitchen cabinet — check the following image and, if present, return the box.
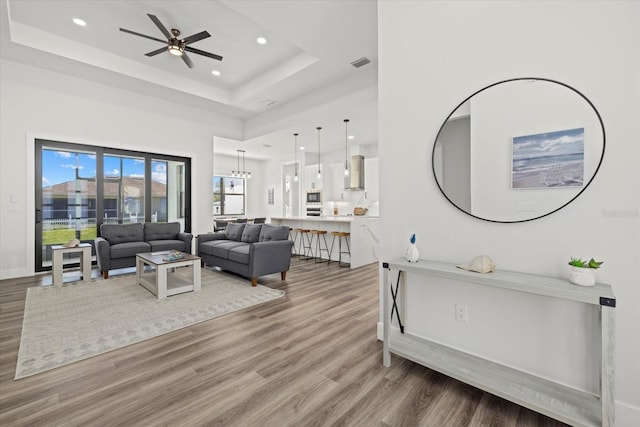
[364,157,379,201]
[304,164,323,192]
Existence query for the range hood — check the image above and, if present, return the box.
[344,155,365,190]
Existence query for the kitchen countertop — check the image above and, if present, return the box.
[271,216,379,222]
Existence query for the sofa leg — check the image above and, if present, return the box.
[103,271,109,279]
[281,271,287,281]
[251,278,258,287]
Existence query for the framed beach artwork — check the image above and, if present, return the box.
[512,127,585,189]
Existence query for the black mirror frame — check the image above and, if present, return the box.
[432,77,606,223]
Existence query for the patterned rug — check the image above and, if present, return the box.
[15,268,284,379]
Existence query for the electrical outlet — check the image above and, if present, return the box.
[455,304,468,322]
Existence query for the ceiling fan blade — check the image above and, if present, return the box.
[184,46,223,61]
[181,52,194,69]
[147,13,172,39]
[145,47,167,57]
[120,28,166,43]
[182,31,210,45]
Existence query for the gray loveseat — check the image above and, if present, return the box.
[197,223,293,286]
[95,222,193,279]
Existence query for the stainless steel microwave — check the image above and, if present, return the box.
[306,190,322,204]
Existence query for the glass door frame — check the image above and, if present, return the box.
[35,139,191,272]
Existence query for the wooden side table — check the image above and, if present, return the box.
[136,252,201,299]
[51,243,93,285]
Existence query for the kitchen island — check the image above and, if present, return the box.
[270,216,380,268]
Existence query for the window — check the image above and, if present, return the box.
[213,175,245,215]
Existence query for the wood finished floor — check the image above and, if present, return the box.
[0,258,567,427]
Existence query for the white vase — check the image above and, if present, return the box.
[569,266,596,286]
[406,243,419,263]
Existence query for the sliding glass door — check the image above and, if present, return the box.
[35,140,191,272]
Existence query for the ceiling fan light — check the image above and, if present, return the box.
[168,45,183,56]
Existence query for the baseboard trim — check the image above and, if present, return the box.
[0,268,30,280]
[616,400,640,427]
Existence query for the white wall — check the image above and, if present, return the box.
[0,59,242,279]
[378,1,639,424]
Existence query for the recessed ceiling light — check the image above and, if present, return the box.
[73,18,87,27]
[211,70,221,76]
[256,37,267,45]
[348,135,355,140]
[299,146,305,150]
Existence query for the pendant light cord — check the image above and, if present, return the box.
[316,127,322,178]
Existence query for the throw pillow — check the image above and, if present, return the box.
[225,223,246,241]
[100,223,144,244]
[241,224,262,243]
[258,224,288,242]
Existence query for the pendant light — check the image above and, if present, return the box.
[241,150,251,179]
[316,126,322,179]
[233,149,251,178]
[343,119,350,177]
[232,150,240,177]
[293,133,299,182]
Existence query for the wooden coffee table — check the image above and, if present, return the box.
[136,251,201,299]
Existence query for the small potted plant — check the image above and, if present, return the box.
[568,257,603,286]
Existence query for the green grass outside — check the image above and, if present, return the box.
[42,228,97,245]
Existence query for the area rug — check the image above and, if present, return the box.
[15,268,284,379]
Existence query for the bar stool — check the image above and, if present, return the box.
[330,231,351,267]
[288,227,296,255]
[295,228,312,260]
[309,230,330,263]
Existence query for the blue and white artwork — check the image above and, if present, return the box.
[512,127,585,189]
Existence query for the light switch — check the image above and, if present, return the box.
[10,193,17,203]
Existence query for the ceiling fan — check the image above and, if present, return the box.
[120,14,223,69]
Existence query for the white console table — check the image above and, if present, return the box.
[382,258,615,427]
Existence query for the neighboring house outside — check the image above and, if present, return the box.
[42,176,168,226]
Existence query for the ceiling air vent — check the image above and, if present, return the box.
[350,57,371,68]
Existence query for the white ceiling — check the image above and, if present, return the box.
[1,0,378,159]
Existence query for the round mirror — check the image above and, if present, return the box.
[432,78,605,223]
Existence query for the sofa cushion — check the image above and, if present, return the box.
[200,240,247,258]
[225,223,246,241]
[101,223,144,245]
[228,245,250,264]
[144,222,180,241]
[110,241,150,259]
[258,224,289,242]
[241,224,262,243]
[148,239,186,253]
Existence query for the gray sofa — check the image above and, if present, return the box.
[198,223,293,286]
[95,222,193,279]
